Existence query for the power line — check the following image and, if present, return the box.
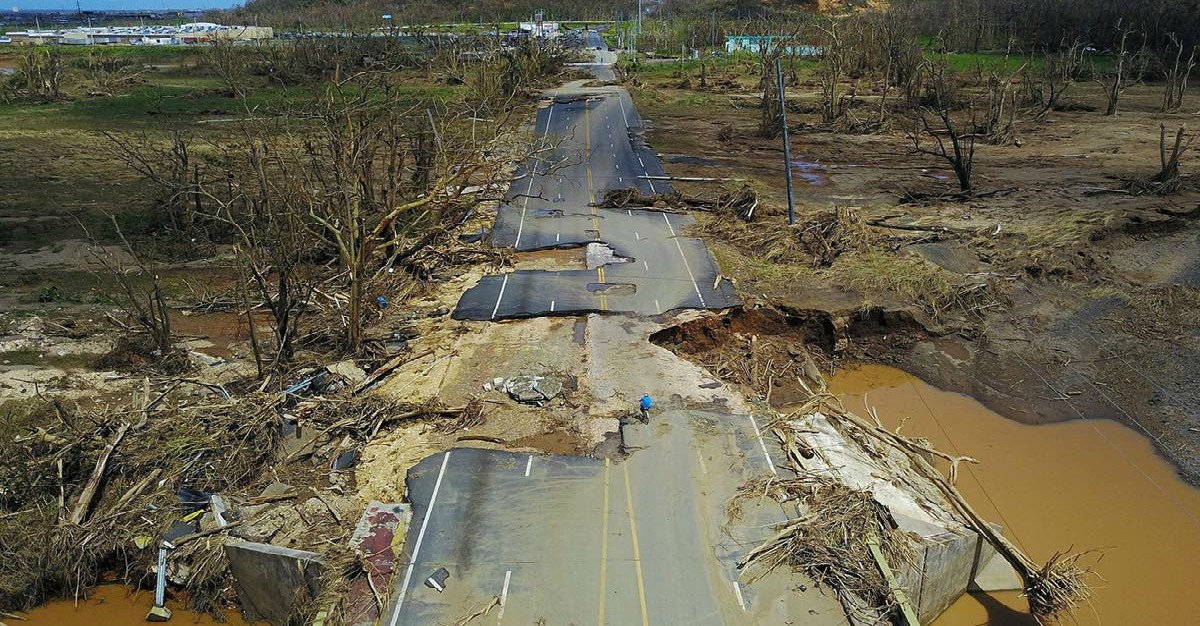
[1011,350,1200,529]
[900,373,1031,553]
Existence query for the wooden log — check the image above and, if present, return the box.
[69,422,130,525]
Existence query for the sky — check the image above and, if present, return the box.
[10,0,241,9]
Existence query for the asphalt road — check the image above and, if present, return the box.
[452,35,738,320]
[382,32,846,626]
[381,409,844,625]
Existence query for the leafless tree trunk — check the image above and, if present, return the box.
[1161,33,1197,113]
[1131,124,1195,194]
[1097,21,1136,116]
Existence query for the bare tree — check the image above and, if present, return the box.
[815,19,857,129]
[83,53,146,98]
[2,49,63,102]
[1096,21,1136,116]
[910,61,979,193]
[1161,33,1198,112]
[291,78,526,353]
[203,138,317,371]
[206,38,251,98]
[1130,124,1196,194]
[87,216,175,363]
[1023,39,1085,119]
[106,130,203,235]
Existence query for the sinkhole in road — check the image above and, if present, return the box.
[510,243,633,273]
[586,282,636,295]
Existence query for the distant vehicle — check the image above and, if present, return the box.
[595,45,603,50]
[0,36,10,45]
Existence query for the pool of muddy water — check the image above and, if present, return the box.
[20,584,252,625]
[827,363,1200,626]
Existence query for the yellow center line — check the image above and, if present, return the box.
[598,457,611,625]
[622,462,650,626]
[584,99,607,311]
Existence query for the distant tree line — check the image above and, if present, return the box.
[222,0,629,30]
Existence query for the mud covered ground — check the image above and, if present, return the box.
[629,59,1200,485]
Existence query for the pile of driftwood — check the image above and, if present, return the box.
[597,184,759,220]
[738,384,1093,624]
[735,474,915,622]
[0,370,483,615]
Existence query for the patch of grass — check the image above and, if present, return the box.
[0,349,101,369]
[826,249,990,320]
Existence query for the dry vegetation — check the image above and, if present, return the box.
[626,7,1200,491]
[0,33,581,620]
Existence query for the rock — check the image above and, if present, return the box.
[187,350,225,367]
[146,605,172,622]
[503,375,563,404]
[327,360,367,384]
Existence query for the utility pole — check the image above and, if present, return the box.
[775,57,796,226]
[637,0,642,50]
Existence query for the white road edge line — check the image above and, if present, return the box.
[733,581,747,611]
[524,455,533,477]
[549,300,555,312]
[654,299,661,314]
[498,570,513,620]
[661,213,706,306]
[643,260,649,272]
[616,91,657,193]
[514,104,555,249]
[747,414,778,475]
[388,451,451,625]
[491,274,510,320]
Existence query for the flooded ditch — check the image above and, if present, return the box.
[20,584,251,625]
[827,363,1200,626]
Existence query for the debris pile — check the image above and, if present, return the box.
[733,382,1094,624]
[0,363,485,620]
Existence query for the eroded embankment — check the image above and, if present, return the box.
[649,303,929,406]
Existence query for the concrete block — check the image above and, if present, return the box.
[914,529,978,622]
[225,541,324,626]
[969,550,1023,592]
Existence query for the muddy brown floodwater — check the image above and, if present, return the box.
[827,363,1200,626]
[20,584,251,625]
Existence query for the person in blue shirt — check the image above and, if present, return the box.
[639,393,652,423]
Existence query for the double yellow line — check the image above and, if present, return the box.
[596,458,649,625]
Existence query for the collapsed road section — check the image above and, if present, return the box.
[384,44,1090,626]
[452,84,738,320]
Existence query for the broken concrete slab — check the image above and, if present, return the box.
[502,375,563,404]
[225,541,324,626]
[585,242,631,270]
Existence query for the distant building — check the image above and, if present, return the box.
[518,20,559,39]
[2,22,273,46]
[725,35,820,56]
